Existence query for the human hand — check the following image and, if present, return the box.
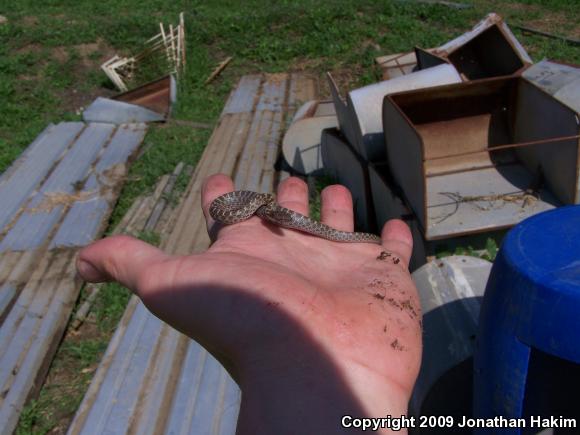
[77,174,422,434]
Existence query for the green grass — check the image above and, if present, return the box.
[1,0,578,432]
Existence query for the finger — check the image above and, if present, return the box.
[320,184,354,232]
[76,235,169,291]
[201,173,235,232]
[276,176,309,215]
[380,219,413,268]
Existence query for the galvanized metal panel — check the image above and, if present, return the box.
[83,98,165,124]
[327,73,358,150]
[426,165,558,239]
[222,75,262,114]
[73,300,155,433]
[0,121,145,434]
[0,123,115,252]
[50,124,147,248]
[234,74,288,193]
[368,163,427,271]
[513,80,580,205]
[410,255,492,417]
[100,312,165,433]
[0,123,53,185]
[347,64,461,162]
[382,96,427,228]
[0,250,38,320]
[0,122,85,235]
[282,100,337,175]
[69,74,317,435]
[320,128,374,232]
[376,13,532,82]
[522,60,580,113]
[437,13,531,65]
[0,250,79,434]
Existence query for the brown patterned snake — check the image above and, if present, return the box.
[210,191,382,244]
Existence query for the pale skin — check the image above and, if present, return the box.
[77,174,422,434]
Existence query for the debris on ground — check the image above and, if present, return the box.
[287,12,580,270]
[205,56,233,84]
[101,12,185,92]
[83,75,176,123]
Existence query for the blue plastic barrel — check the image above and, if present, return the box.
[474,205,580,433]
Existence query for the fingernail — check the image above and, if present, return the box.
[77,259,102,282]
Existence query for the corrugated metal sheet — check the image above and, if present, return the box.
[0,250,79,434]
[68,73,318,435]
[0,123,116,252]
[50,124,147,248]
[0,122,147,434]
[0,122,85,235]
[83,98,165,124]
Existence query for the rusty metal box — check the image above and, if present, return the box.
[383,76,580,240]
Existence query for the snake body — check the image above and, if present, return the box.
[210,191,381,244]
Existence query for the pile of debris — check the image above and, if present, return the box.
[102,13,186,92]
[283,13,580,269]
[83,14,187,125]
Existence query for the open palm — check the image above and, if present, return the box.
[78,174,422,434]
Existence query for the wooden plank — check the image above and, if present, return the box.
[69,73,318,435]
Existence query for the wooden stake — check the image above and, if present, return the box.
[205,57,233,85]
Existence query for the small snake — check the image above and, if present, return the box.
[209,191,381,244]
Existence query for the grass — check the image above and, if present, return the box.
[1,0,578,432]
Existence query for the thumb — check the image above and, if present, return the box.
[76,235,169,292]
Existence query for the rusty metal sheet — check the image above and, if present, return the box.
[50,124,147,248]
[112,75,176,118]
[0,122,85,235]
[69,73,318,435]
[0,123,116,252]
